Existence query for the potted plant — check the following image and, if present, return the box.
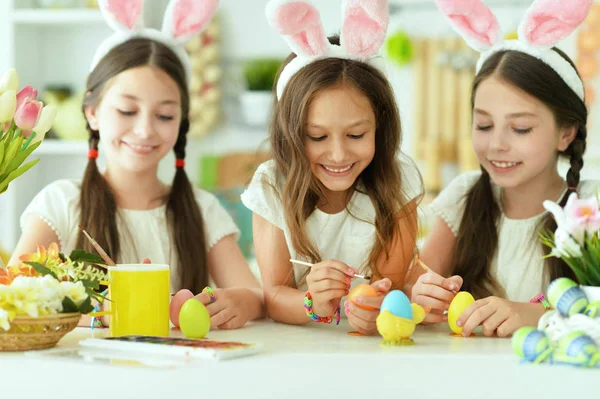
[239,58,282,127]
[542,193,600,301]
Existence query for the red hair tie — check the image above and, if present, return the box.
[88,149,99,160]
[568,186,578,191]
[175,159,185,168]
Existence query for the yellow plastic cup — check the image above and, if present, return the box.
[90,264,170,337]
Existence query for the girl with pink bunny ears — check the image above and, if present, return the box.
[11,0,265,330]
[241,0,423,335]
[412,0,600,338]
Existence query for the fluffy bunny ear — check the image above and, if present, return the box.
[519,0,593,48]
[435,0,502,52]
[266,0,328,58]
[98,0,145,32]
[162,0,220,43]
[340,0,389,58]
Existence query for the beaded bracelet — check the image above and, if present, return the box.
[530,293,552,312]
[304,291,341,325]
[90,289,109,330]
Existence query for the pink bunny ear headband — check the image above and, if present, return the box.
[435,0,593,101]
[266,0,390,100]
[90,0,220,83]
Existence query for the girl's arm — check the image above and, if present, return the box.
[8,215,60,266]
[252,213,311,325]
[206,234,266,322]
[418,216,457,278]
[377,200,420,292]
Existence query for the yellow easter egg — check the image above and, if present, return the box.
[447,292,475,335]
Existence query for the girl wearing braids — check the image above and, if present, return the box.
[10,0,264,330]
[411,0,599,337]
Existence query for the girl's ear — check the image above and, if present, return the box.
[557,126,578,151]
[84,105,100,131]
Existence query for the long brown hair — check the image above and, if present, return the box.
[270,37,421,281]
[79,38,208,293]
[452,49,586,299]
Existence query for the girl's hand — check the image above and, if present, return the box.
[305,260,355,318]
[346,278,391,335]
[457,297,545,337]
[411,272,463,324]
[194,288,250,330]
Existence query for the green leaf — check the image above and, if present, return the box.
[0,158,40,193]
[0,140,40,182]
[0,135,23,175]
[25,261,58,280]
[69,250,106,265]
[78,296,94,314]
[61,296,79,313]
[82,279,100,291]
[0,141,4,167]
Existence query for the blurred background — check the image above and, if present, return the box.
[1,0,600,267]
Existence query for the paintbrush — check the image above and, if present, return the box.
[290,259,371,280]
[78,225,116,267]
[414,255,457,295]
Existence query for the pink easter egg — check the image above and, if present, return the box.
[170,289,194,327]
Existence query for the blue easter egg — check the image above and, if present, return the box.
[512,327,552,363]
[554,331,599,367]
[548,278,589,317]
[380,290,412,319]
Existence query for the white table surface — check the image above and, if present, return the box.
[0,319,596,399]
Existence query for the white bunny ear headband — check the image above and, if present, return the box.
[266,0,390,100]
[90,0,220,83]
[435,0,593,101]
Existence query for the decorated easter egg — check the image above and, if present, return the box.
[512,327,552,363]
[554,331,599,367]
[348,284,378,310]
[179,298,211,339]
[169,289,194,327]
[448,291,475,335]
[380,290,413,319]
[547,278,589,317]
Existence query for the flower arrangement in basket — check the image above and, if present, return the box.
[0,243,107,351]
[0,68,56,194]
[510,193,600,368]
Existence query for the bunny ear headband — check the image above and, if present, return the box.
[266,0,390,100]
[90,0,220,83]
[435,0,593,101]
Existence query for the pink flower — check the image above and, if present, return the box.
[564,193,600,236]
[16,85,38,110]
[14,99,43,132]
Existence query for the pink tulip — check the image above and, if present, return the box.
[16,85,38,110]
[14,99,43,132]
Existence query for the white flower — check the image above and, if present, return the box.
[59,281,87,305]
[552,228,583,258]
[543,195,585,244]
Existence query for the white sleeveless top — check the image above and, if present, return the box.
[429,171,600,302]
[241,156,423,291]
[21,179,240,292]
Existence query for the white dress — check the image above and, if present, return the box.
[20,179,240,292]
[429,171,600,302]
[241,156,423,292]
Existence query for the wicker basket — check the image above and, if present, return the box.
[0,313,81,352]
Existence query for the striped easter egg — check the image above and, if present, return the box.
[512,327,552,363]
[547,278,589,317]
[554,331,599,367]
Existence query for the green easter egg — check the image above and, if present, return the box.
[179,298,211,339]
[547,278,588,317]
[512,327,550,362]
